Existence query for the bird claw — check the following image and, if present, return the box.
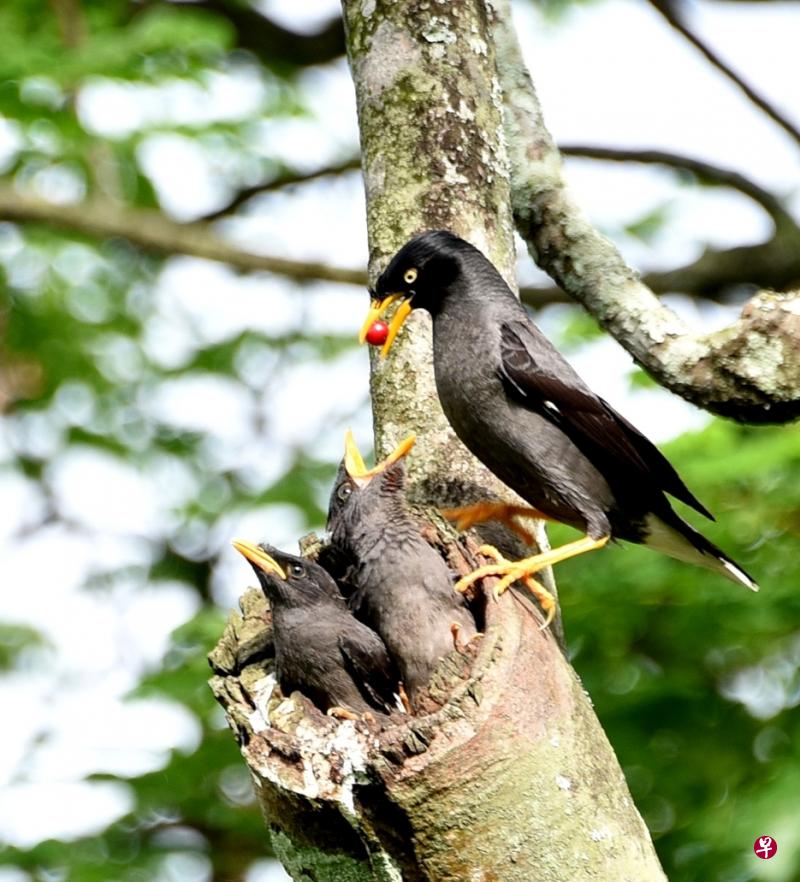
[454,543,519,591]
[327,706,379,723]
[441,507,475,534]
[453,567,488,595]
[450,622,465,652]
[455,535,608,628]
[398,683,412,714]
[482,555,557,628]
[476,543,506,563]
[326,706,360,721]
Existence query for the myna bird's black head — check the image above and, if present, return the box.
[232,541,342,609]
[327,430,416,551]
[359,230,471,357]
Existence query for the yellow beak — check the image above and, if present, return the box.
[358,294,413,358]
[343,428,416,482]
[232,540,286,579]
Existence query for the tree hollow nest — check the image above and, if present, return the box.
[208,516,574,877]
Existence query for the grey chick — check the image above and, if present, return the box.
[327,431,477,707]
[233,541,398,717]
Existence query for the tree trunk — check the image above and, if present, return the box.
[209,2,667,878]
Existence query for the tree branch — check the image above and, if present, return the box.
[560,144,797,230]
[568,236,800,303]
[648,0,800,148]
[0,184,364,287]
[203,144,797,230]
[199,144,799,298]
[644,236,800,298]
[212,529,666,881]
[199,157,362,222]
[155,0,345,69]
[3,182,800,317]
[493,0,800,424]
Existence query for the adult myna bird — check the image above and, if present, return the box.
[232,541,398,717]
[359,230,757,616]
[327,431,478,705]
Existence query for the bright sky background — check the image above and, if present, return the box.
[0,1,797,878]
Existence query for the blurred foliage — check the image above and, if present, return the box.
[531,0,603,24]
[548,304,605,352]
[629,367,659,390]
[0,622,45,670]
[0,2,353,881]
[0,2,798,882]
[624,201,673,244]
[552,420,800,882]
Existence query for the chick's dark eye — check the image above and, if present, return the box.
[336,482,353,501]
[290,564,304,577]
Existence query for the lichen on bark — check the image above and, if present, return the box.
[345,0,555,590]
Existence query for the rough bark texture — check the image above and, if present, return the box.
[492,0,800,423]
[345,0,516,478]
[210,2,667,880]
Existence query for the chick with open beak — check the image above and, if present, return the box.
[327,431,477,708]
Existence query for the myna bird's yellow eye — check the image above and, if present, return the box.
[404,268,418,285]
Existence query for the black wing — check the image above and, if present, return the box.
[499,321,713,520]
[338,629,398,713]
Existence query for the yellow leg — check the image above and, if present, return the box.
[327,706,360,721]
[398,683,412,714]
[454,535,609,625]
[451,621,473,652]
[442,501,551,546]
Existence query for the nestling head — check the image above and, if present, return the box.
[232,541,342,609]
[327,429,415,552]
[359,230,475,356]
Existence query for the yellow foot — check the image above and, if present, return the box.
[398,683,412,715]
[442,501,550,546]
[472,544,557,628]
[326,706,360,721]
[454,535,610,628]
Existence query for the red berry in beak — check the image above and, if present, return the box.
[365,320,389,346]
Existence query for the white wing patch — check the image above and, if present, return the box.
[643,515,757,591]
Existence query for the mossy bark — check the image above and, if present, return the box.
[210,1,667,879]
